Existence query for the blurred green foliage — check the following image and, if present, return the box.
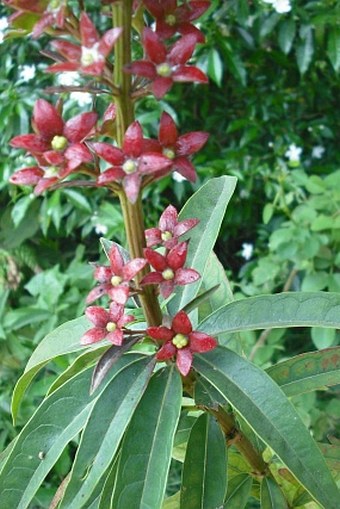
[0,1,339,506]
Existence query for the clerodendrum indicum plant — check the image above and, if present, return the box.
[1,2,339,509]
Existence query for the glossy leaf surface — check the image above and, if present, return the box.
[111,366,182,509]
[168,176,237,314]
[180,413,227,509]
[194,347,339,509]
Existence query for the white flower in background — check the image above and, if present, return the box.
[241,243,254,260]
[19,65,36,81]
[69,91,92,106]
[57,72,81,86]
[172,171,186,183]
[0,17,8,44]
[94,223,108,235]
[263,0,292,14]
[311,145,325,159]
[285,143,302,163]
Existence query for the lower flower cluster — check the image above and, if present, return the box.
[81,205,217,375]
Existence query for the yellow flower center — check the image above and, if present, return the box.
[161,231,173,242]
[111,275,123,286]
[106,322,117,332]
[156,63,172,77]
[172,333,189,349]
[165,14,177,26]
[51,135,68,151]
[122,159,137,174]
[44,166,59,178]
[162,268,175,280]
[163,147,176,159]
[81,43,101,66]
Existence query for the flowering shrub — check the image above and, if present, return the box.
[0,2,339,509]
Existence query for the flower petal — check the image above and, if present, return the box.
[97,167,125,185]
[172,65,208,83]
[106,329,124,346]
[174,217,199,237]
[143,0,164,18]
[172,310,192,335]
[152,77,173,99]
[50,40,81,61]
[147,326,174,342]
[85,305,109,327]
[64,112,98,143]
[10,134,49,153]
[178,22,205,43]
[179,1,211,22]
[108,285,130,305]
[173,156,197,182]
[122,258,147,281]
[33,99,64,140]
[189,332,217,353]
[176,131,209,156]
[156,341,177,360]
[108,244,124,274]
[9,167,43,186]
[34,177,58,195]
[176,347,193,376]
[159,204,178,233]
[138,153,172,174]
[168,34,197,65]
[174,267,200,285]
[86,284,109,304]
[99,27,122,57]
[160,280,175,298]
[145,228,162,247]
[80,12,99,47]
[108,301,124,322]
[144,248,167,271]
[81,327,106,345]
[91,142,124,165]
[141,272,164,285]
[143,27,167,64]
[94,265,111,283]
[123,173,141,204]
[46,62,80,74]
[125,60,156,79]
[123,121,143,158]
[43,150,65,166]
[64,143,93,170]
[159,112,178,147]
[167,241,187,270]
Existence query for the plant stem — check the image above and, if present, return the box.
[112,1,162,326]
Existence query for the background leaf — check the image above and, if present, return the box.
[260,477,288,509]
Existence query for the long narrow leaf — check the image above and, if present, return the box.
[194,347,339,509]
[261,477,288,509]
[180,413,227,509]
[60,356,155,508]
[198,292,340,336]
[266,347,340,396]
[223,474,252,509]
[0,354,142,509]
[111,366,182,509]
[168,176,237,314]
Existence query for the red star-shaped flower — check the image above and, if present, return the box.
[9,163,74,195]
[147,310,217,376]
[143,0,210,43]
[46,12,122,76]
[86,244,147,305]
[81,302,134,346]
[141,242,200,298]
[125,28,208,99]
[5,0,66,38]
[92,121,172,203]
[145,204,199,249]
[10,98,96,167]
[144,111,209,181]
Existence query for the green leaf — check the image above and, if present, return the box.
[198,292,340,337]
[296,27,314,75]
[111,366,182,509]
[261,477,288,509]
[60,356,155,508]
[327,26,340,73]
[223,474,252,509]
[62,189,92,213]
[278,19,296,54]
[98,457,119,509]
[207,48,223,86]
[311,327,336,349]
[266,347,340,397]
[163,491,180,508]
[180,413,227,509]
[168,176,237,315]
[11,315,91,422]
[263,203,274,225]
[182,284,221,315]
[194,347,339,509]
[318,443,340,473]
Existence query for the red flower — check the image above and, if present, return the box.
[46,12,122,76]
[10,98,96,167]
[86,244,147,305]
[147,310,217,376]
[144,111,209,182]
[125,28,208,99]
[145,204,199,249]
[92,121,172,203]
[141,242,200,298]
[9,164,72,195]
[81,303,134,346]
[5,0,66,38]
[143,0,210,43]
